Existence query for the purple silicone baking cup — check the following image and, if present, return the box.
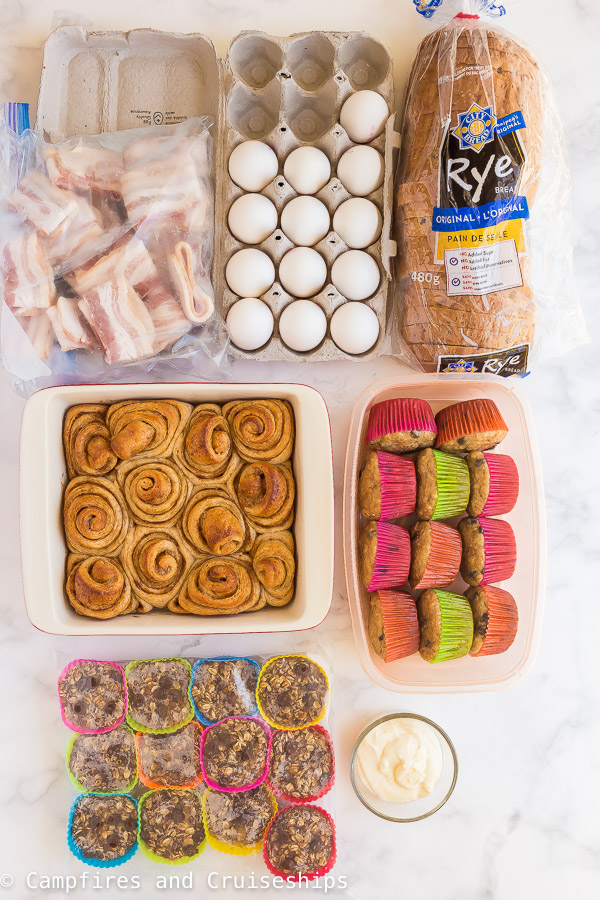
[199,716,272,793]
[58,659,127,735]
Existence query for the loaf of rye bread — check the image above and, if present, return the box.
[395,19,545,368]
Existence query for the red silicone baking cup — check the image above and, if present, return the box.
[266,724,335,804]
[377,590,420,661]
[481,453,519,516]
[263,804,337,882]
[366,398,437,446]
[377,451,417,519]
[136,721,204,790]
[480,517,517,584]
[435,399,508,449]
[470,585,519,657]
[411,522,462,589]
[367,522,411,590]
[199,717,272,793]
[58,659,127,735]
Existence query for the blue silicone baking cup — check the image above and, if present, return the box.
[67,793,138,868]
[189,657,260,725]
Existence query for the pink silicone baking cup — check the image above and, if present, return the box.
[366,398,437,446]
[470,585,519,657]
[480,517,517,584]
[263,804,337,883]
[266,724,335,804]
[481,453,519,516]
[377,451,417,520]
[435,399,508,449]
[58,659,127,735]
[199,717,272,793]
[367,522,410,591]
[411,522,462,590]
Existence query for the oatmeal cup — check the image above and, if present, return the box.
[68,793,138,868]
[257,655,330,730]
[138,789,206,865]
[200,716,271,792]
[125,658,193,734]
[202,784,278,856]
[136,722,203,790]
[267,725,335,803]
[58,660,126,734]
[190,657,260,725]
[263,804,336,881]
[66,724,138,794]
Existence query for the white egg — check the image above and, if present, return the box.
[283,146,331,195]
[333,198,382,248]
[228,194,278,245]
[228,140,279,192]
[337,145,384,196]
[339,90,389,144]
[226,297,274,351]
[279,300,327,352]
[330,301,380,354]
[278,247,327,298]
[226,248,275,298]
[331,250,380,300]
[280,196,330,246]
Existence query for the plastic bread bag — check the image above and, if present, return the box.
[0,111,230,395]
[392,0,588,376]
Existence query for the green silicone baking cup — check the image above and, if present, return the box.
[432,451,470,520]
[432,589,474,663]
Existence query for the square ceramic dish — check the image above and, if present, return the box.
[20,382,334,635]
[343,374,546,693]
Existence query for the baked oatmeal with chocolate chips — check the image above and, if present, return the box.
[59,660,125,732]
[202,717,269,788]
[203,785,275,847]
[69,725,136,792]
[268,726,333,799]
[126,659,192,731]
[265,805,334,876]
[139,789,205,861]
[191,658,258,723]
[137,723,202,787]
[258,656,328,729]
[70,794,137,861]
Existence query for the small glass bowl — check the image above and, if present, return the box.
[349,712,458,822]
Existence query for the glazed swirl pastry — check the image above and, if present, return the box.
[172,403,240,483]
[63,476,129,556]
[117,458,191,525]
[121,526,193,608]
[106,399,192,460]
[223,399,294,464]
[171,555,264,615]
[63,404,118,479]
[66,555,138,618]
[233,461,295,533]
[252,531,295,607]
[182,488,253,556]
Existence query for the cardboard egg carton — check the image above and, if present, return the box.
[36,26,399,362]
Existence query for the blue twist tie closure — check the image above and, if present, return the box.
[413,0,444,17]
[189,656,261,726]
[3,102,30,135]
[67,793,138,868]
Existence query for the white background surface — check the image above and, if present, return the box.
[0,1,599,898]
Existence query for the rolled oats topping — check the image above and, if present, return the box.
[69,725,137,792]
[265,805,334,876]
[59,660,125,732]
[191,658,259,723]
[202,717,269,789]
[70,794,137,861]
[258,656,328,729]
[139,789,205,861]
[126,659,192,731]
[204,785,275,847]
[137,722,202,787]
[268,727,333,800]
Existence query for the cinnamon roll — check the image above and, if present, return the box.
[223,399,294,464]
[233,461,295,533]
[120,526,193,608]
[106,399,192,460]
[182,488,254,556]
[66,554,139,618]
[171,555,264,615]
[172,403,241,483]
[63,476,129,556]
[63,404,118,479]
[117,458,191,526]
[252,531,295,607]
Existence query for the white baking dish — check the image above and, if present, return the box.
[20,382,334,636]
[343,374,546,693]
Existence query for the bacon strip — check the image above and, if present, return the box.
[2,231,56,316]
[144,282,192,353]
[47,296,97,351]
[9,170,78,237]
[78,278,155,364]
[44,144,123,195]
[42,194,105,268]
[66,235,157,296]
[167,241,214,324]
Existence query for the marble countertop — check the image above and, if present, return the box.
[0,1,599,897]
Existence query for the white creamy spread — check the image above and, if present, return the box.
[356,718,443,803]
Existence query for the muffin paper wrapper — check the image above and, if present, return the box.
[137,789,206,866]
[431,589,474,663]
[136,721,204,790]
[366,398,437,445]
[199,716,272,792]
[376,591,420,662]
[266,724,336,804]
[202,787,279,857]
[367,522,411,591]
[377,452,417,520]
[481,453,519,516]
[435,399,508,449]
[189,656,261,725]
[67,793,138,868]
[412,522,461,589]
[480,517,517,584]
[66,731,139,795]
[431,451,470,520]
[256,655,330,730]
[263,804,337,883]
[125,658,194,735]
[470,585,519,657]
[58,659,127,735]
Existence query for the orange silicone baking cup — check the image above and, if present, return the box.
[135,721,204,790]
[470,585,519,657]
[411,522,461,590]
[435,400,507,449]
[376,590,420,661]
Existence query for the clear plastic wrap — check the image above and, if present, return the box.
[0,116,230,394]
[393,0,588,375]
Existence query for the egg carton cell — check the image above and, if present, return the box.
[282,81,338,142]
[286,34,336,92]
[228,34,283,90]
[227,81,281,140]
[337,34,390,92]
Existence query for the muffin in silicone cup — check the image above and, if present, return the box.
[202,784,278,856]
[267,724,335,803]
[138,788,206,865]
[435,399,508,452]
[58,660,126,734]
[67,724,138,794]
[68,793,138,867]
[466,584,519,656]
[263,804,336,882]
[416,589,474,664]
[458,516,517,586]
[416,449,470,521]
[136,721,203,789]
[365,398,437,453]
[466,451,519,517]
[367,591,420,662]
[358,449,416,521]
[125,658,193,734]
[409,521,462,589]
[200,716,271,792]
[358,521,411,591]
[257,655,329,730]
[190,657,260,725]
